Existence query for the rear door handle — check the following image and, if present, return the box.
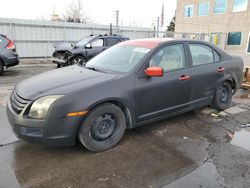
[179,75,190,81]
[218,67,225,72]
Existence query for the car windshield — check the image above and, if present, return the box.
[85,44,150,73]
[76,36,95,47]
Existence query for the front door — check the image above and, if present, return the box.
[86,38,105,60]
[134,43,192,122]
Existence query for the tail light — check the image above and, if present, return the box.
[3,35,15,50]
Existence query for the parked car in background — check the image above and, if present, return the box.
[0,34,19,75]
[52,34,129,68]
[52,42,73,63]
[7,38,243,152]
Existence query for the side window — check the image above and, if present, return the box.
[149,44,186,72]
[106,38,119,46]
[91,39,104,47]
[189,44,214,66]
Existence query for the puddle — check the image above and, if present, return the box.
[163,162,222,188]
[231,129,250,151]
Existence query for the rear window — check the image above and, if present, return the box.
[106,38,119,46]
[189,44,215,66]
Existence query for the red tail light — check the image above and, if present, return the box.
[4,36,15,50]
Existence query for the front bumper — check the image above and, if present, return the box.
[51,57,66,65]
[6,99,81,147]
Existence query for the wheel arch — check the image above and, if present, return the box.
[217,75,237,94]
[86,99,134,129]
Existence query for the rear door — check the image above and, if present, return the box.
[134,43,192,122]
[188,43,224,106]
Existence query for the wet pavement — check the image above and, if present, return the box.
[1,63,250,188]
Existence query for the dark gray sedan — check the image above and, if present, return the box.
[7,38,244,152]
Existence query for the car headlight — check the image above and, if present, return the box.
[29,95,63,119]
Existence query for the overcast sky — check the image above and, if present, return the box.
[0,0,177,27]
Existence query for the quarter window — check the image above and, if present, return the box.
[227,32,242,45]
[189,44,214,66]
[149,44,185,72]
[232,0,248,12]
[184,5,194,18]
[214,0,227,14]
[198,2,209,16]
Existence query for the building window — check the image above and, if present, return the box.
[198,2,209,16]
[232,0,248,12]
[214,0,227,14]
[227,32,242,45]
[184,5,194,18]
[210,33,222,45]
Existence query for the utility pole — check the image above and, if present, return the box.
[114,10,119,34]
[156,17,160,38]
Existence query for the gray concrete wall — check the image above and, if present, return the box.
[0,18,152,58]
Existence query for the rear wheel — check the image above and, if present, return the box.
[78,103,126,152]
[70,56,86,66]
[0,61,4,75]
[211,82,232,111]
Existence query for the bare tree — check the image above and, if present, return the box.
[64,0,90,23]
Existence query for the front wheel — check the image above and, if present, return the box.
[70,56,86,66]
[211,82,232,111]
[78,103,126,152]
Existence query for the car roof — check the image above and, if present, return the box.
[121,38,214,49]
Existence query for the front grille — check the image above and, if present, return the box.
[10,91,31,114]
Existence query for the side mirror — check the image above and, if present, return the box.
[144,67,163,77]
[85,43,92,49]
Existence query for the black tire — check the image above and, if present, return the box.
[70,56,86,66]
[0,61,4,75]
[78,103,126,152]
[57,64,61,68]
[211,82,232,111]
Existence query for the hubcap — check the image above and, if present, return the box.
[72,58,84,65]
[90,114,116,141]
[220,85,229,104]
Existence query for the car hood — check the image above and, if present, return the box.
[15,65,118,100]
[54,42,73,51]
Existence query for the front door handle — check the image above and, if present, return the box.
[218,67,225,72]
[179,75,190,81]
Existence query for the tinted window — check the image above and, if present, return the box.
[189,44,214,66]
[91,39,104,47]
[198,2,209,16]
[227,32,242,45]
[149,44,186,72]
[214,0,227,14]
[106,38,119,46]
[233,0,247,12]
[184,5,194,18]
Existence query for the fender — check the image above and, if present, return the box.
[84,97,135,129]
[216,73,237,94]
